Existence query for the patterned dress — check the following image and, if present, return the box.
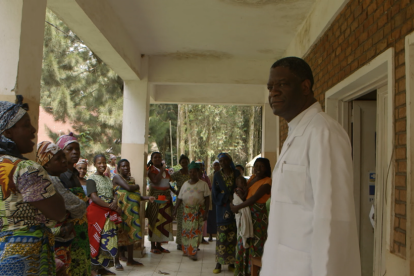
[212,170,239,265]
[87,174,118,270]
[0,155,57,275]
[114,176,142,247]
[145,166,174,243]
[234,176,271,276]
[178,180,210,256]
[49,175,87,276]
[68,187,91,276]
[170,170,189,245]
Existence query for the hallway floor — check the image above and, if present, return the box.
[107,237,235,276]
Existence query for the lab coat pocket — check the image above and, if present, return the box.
[280,164,307,205]
[276,244,311,276]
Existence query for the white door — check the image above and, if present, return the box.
[352,100,377,276]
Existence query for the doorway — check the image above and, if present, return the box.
[351,91,377,276]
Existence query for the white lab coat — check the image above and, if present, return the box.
[261,102,361,276]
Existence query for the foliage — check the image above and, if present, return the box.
[41,10,123,161]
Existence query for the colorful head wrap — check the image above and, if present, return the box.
[217,152,235,170]
[188,161,200,170]
[56,132,79,149]
[76,158,88,166]
[109,154,116,160]
[0,95,29,134]
[36,141,61,166]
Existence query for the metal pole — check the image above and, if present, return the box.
[169,120,173,166]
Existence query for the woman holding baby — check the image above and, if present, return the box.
[212,153,241,274]
[230,157,272,276]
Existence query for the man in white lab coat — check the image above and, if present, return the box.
[261,57,361,276]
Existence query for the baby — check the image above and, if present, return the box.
[235,176,247,201]
[233,176,253,248]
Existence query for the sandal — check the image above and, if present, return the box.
[150,249,162,254]
[115,263,124,271]
[159,247,170,253]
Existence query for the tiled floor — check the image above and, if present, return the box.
[107,237,235,276]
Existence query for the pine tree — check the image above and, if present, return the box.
[41,10,123,161]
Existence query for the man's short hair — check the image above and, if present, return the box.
[235,165,244,172]
[271,57,314,92]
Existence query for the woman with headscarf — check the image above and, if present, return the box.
[173,161,210,261]
[57,133,93,276]
[104,154,117,180]
[207,160,220,241]
[113,158,155,270]
[0,96,66,275]
[212,152,240,274]
[145,152,174,254]
[36,141,87,275]
[170,154,190,250]
[230,158,272,276]
[86,154,122,275]
[75,158,89,195]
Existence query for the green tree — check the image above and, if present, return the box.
[41,10,123,161]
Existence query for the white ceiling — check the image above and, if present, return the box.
[106,0,316,60]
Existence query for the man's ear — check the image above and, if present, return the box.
[301,79,312,96]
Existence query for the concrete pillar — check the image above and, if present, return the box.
[121,57,150,256]
[0,0,47,160]
[262,102,279,170]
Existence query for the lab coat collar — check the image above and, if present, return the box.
[277,102,322,162]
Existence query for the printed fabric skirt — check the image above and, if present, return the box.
[145,187,174,242]
[0,224,55,276]
[87,200,121,271]
[216,220,237,265]
[116,187,142,246]
[234,203,268,276]
[69,187,91,276]
[181,205,205,256]
[55,240,72,274]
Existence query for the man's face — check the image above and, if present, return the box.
[213,162,220,172]
[267,66,309,122]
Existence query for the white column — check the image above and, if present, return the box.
[0,0,47,160]
[262,102,279,170]
[121,57,150,255]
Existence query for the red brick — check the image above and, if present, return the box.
[394,230,406,243]
[367,2,377,15]
[401,20,413,36]
[395,217,400,228]
[396,92,406,106]
[396,39,405,53]
[399,190,407,202]
[369,23,379,37]
[398,78,406,92]
[395,203,406,216]
[399,106,407,119]
[392,3,400,17]
[354,5,363,18]
[383,23,391,36]
[363,38,373,51]
[376,39,388,53]
[396,119,406,132]
[374,5,384,21]
[398,133,407,145]
[377,14,388,29]
[398,161,407,173]
[400,217,407,231]
[362,0,371,10]
[395,147,407,160]
[396,66,406,80]
[363,15,374,29]
[400,0,410,9]
[359,10,368,24]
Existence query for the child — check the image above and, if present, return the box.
[233,176,253,248]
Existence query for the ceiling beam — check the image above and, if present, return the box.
[48,0,142,80]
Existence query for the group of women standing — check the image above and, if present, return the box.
[0,96,272,276]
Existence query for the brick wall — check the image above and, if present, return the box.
[279,0,411,258]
